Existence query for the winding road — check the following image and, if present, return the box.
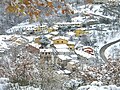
[99,39,120,62]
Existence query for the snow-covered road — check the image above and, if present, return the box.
[99,39,120,62]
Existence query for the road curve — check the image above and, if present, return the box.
[99,39,120,62]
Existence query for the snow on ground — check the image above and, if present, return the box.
[101,31,120,59]
[77,85,120,90]
[89,24,120,59]
[73,4,120,60]
[23,35,36,42]
[6,22,41,34]
[0,78,9,90]
[77,81,120,90]
[106,42,120,59]
[0,35,11,50]
[0,78,41,90]
[11,86,40,90]
[77,4,102,15]
[1,3,120,90]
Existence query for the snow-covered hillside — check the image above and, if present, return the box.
[1,1,120,90]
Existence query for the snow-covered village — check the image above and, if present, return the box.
[0,0,120,90]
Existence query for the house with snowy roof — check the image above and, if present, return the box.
[26,42,40,54]
[56,48,70,55]
[67,41,76,50]
[55,22,82,27]
[52,36,69,44]
[54,44,69,49]
[52,35,76,50]
[50,31,59,36]
[6,35,28,46]
[74,28,88,37]
[6,21,48,35]
[13,37,28,46]
[34,36,41,45]
[57,55,72,69]
[34,36,51,47]
[70,54,78,60]
[75,48,95,59]
[47,26,58,33]
[53,44,71,55]
[39,48,55,64]
[66,32,75,37]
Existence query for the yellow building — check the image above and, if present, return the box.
[34,37,41,44]
[52,36,69,44]
[34,25,48,33]
[67,41,75,50]
[48,27,54,33]
[52,36,76,49]
[33,26,41,33]
[25,25,48,34]
[74,28,88,37]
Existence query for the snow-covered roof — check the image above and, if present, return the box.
[68,41,76,45]
[70,54,78,58]
[44,34,52,38]
[56,22,82,25]
[66,32,75,36]
[52,25,59,30]
[82,46,94,50]
[68,60,79,65]
[71,16,84,22]
[58,55,72,60]
[55,70,71,75]
[52,36,69,41]
[28,42,41,49]
[76,28,86,31]
[50,31,59,35]
[6,21,47,33]
[75,50,95,59]
[14,38,27,45]
[54,44,69,48]
[40,49,53,52]
[56,48,70,52]
[71,60,79,63]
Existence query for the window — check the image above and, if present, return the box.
[61,41,63,43]
[57,41,59,43]
[45,52,47,55]
[48,52,50,54]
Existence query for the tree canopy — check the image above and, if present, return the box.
[5,0,75,21]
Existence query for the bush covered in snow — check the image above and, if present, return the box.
[0,78,9,90]
[77,81,120,90]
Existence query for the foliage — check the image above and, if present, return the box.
[5,0,75,21]
[72,60,120,86]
